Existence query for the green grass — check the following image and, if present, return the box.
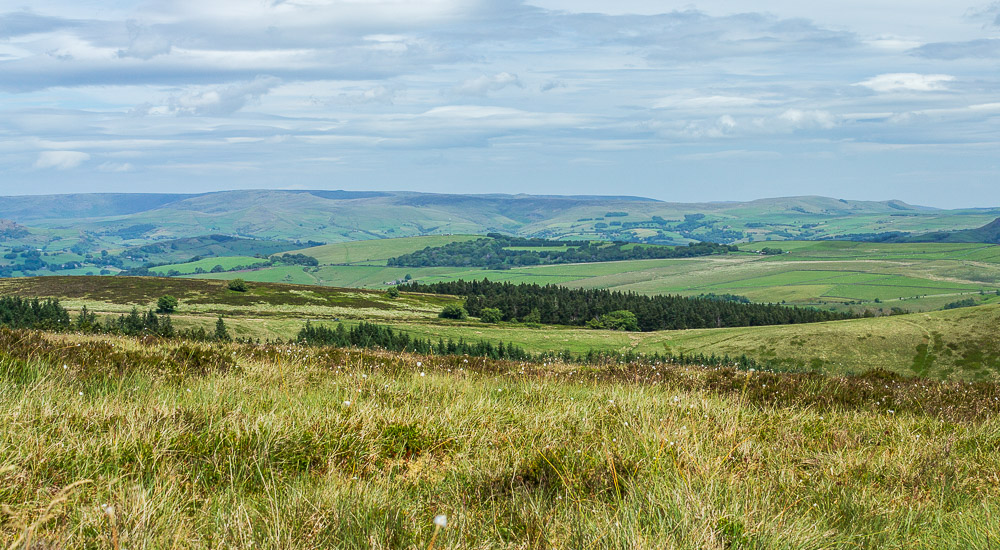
[150,255,265,275]
[1,328,998,548]
[288,235,483,265]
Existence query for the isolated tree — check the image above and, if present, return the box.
[386,287,400,298]
[214,316,231,341]
[156,295,178,313]
[227,279,249,292]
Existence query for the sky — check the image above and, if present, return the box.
[0,1,998,207]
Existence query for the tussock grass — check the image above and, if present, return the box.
[1,329,999,548]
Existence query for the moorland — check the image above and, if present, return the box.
[2,191,1000,548]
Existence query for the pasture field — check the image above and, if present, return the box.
[2,325,999,548]
[290,235,482,265]
[149,255,265,275]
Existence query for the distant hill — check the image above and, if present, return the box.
[121,235,308,265]
[899,217,1000,244]
[0,190,998,261]
[0,193,200,222]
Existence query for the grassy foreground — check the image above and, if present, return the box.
[2,328,999,548]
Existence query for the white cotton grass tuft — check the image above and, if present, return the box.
[434,514,447,527]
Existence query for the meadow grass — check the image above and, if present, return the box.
[1,328,999,548]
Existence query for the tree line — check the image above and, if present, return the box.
[386,235,737,269]
[296,320,776,372]
[297,321,536,361]
[0,295,782,372]
[402,279,855,331]
[0,296,231,341]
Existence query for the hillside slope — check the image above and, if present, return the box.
[1,190,997,247]
[901,217,1000,244]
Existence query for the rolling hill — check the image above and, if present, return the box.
[1,190,997,248]
[900,217,1000,244]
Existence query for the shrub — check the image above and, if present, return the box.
[156,295,179,313]
[228,279,249,292]
[479,307,502,323]
[439,304,468,320]
[386,287,400,299]
[589,310,638,331]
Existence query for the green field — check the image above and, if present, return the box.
[149,255,266,275]
[186,238,1000,314]
[4,276,1000,381]
[291,234,482,265]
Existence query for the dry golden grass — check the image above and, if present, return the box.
[1,329,999,548]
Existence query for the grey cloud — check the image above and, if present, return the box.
[965,2,1000,25]
[0,11,81,38]
[911,39,1000,59]
[165,76,283,116]
[454,73,522,96]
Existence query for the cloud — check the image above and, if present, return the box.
[454,72,522,96]
[855,73,955,92]
[158,76,282,116]
[964,2,1000,26]
[117,20,172,59]
[34,150,90,169]
[777,109,837,129]
[0,11,81,38]
[540,79,566,92]
[911,39,1000,59]
[338,85,399,105]
[97,162,134,172]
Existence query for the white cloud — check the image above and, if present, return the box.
[855,73,955,92]
[454,72,522,96]
[777,109,837,129]
[34,150,89,169]
[97,161,134,172]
